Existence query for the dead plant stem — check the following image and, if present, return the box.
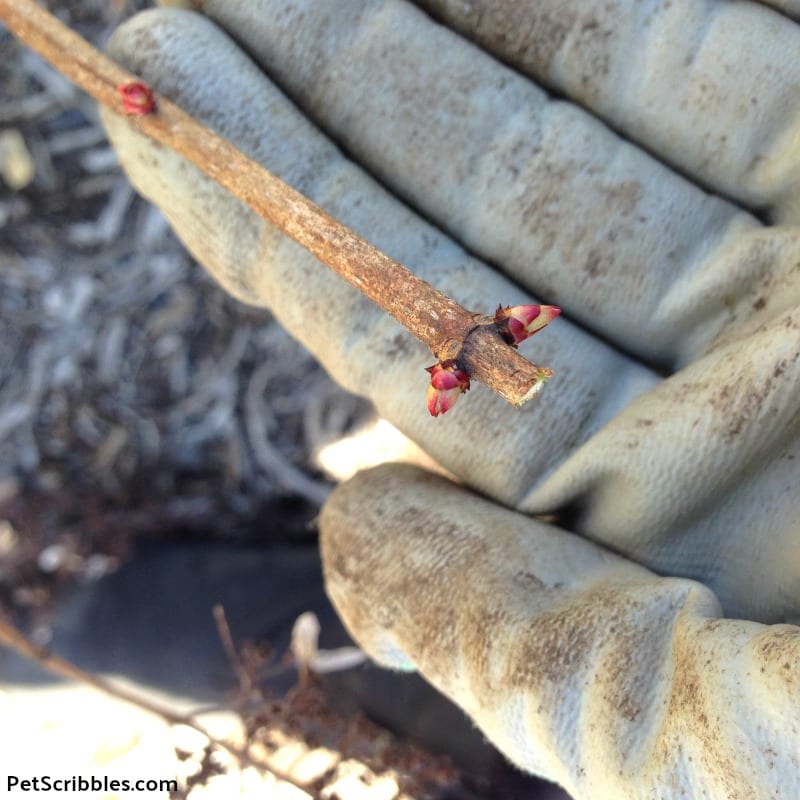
[0,615,320,798]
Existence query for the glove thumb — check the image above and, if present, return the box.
[320,463,800,800]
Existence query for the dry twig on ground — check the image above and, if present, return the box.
[0,612,323,798]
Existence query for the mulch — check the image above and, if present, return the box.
[1,0,369,620]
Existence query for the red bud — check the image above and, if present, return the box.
[425,361,470,417]
[495,304,561,346]
[118,82,156,116]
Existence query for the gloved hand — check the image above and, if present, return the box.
[101,2,800,797]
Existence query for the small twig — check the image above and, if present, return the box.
[212,603,254,700]
[0,0,553,408]
[0,615,319,798]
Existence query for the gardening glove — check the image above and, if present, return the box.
[101,3,800,799]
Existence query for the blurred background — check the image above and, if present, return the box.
[0,2,570,798]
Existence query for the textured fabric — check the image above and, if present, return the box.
[322,464,800,800]
[416,0,800,223]
[103,5,800,797]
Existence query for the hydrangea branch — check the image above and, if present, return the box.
[0,0,556,410]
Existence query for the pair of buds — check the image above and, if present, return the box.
[426,304,561,417]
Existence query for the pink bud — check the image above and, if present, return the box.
[118,82,156,115]
[425,362,470,417]
[495,304,561,346]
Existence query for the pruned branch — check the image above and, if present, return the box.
[0,0,554,408]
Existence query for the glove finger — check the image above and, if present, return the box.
[320,463,800,800]
[195,0,800,369]
[102,10,657,503]
[416,0,800,223]
[523,307,800,623]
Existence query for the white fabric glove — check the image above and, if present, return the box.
[101,3,800,798]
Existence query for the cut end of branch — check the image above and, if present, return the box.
[450,323,556,411]
[515,368,554,407]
